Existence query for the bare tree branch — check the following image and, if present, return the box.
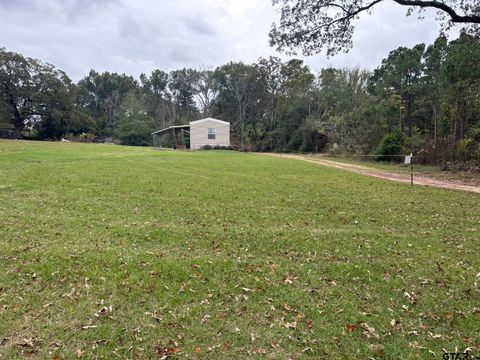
[270,0,480,56]
[392,0,480,23]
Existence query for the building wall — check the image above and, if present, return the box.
[190,119,230,150]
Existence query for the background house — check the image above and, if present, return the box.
[152,118,230,150]
[189,118,230,149]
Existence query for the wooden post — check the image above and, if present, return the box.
[411,154,414,186]
[173,128,177,149]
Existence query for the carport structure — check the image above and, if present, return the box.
[151,125,190,149]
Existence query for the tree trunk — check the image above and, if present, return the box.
[407,99,412,137]
[8,94,24,131]
[432,98,438,146]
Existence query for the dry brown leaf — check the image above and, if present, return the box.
[404,291,417,304]
[270,341,279,349]
[282,274,297,285]
[155,343,178,359]
[428,332,443,340]
[368,344,383,357]
[252,347,268,354]
[345,323,358,333]
[283,321,297,329]
[360,322,380,339]
[390,319,400,327]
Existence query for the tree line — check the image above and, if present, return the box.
[1,32,479,165]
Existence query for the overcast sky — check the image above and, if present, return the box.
[0,0,447,81]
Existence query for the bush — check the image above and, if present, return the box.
[64,133,96,143]
[201,145,234,151]
[455,138,480,163]
[375,130,405,161]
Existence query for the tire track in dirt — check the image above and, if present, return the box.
[258,153,480,194]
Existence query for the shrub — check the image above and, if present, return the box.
[64,133,96,143]
[375,130,405,162]
[201,145,234,151]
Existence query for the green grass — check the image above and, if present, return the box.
[0,140,479,359]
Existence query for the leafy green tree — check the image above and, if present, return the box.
[115,92,152,146]
[369,44,425,136]
[0,48,92,138]
[311,67,376,153]
[424,36,448,144]
[375,129,405,161]
[256,57,314,135]
[140,69,174,130]
[213,62,261,145]
[190,68,218,117]
[168,68,199,124]
[77,70,138,136]
[441,32,480,140]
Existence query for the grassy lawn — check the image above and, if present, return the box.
[0,140,479,359]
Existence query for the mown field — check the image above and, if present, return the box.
[0,140,479,359]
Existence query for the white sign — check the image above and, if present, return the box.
[404,153,413,165]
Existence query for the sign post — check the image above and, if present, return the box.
[405,153,413,186]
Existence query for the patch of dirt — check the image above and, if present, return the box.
[259,153,480,194]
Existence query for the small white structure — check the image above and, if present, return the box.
[189,118,230,150]
[152,117,230,150]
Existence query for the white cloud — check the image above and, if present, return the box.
[0,0,456,81]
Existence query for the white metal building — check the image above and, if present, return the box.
[152,117,230,150]
[189,118,230,149]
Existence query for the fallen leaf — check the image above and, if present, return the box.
[368,344,383,357]
[155,343,178,359]
[346,323,358,333]
[15,337,42,350]
[404,291,417,304]
[360,322,380,339]
[428,332,443,340]
[282,274,297,285]
[94,305,112,318]
[81,325,98,330]
[252,347,267,354]
[284,321,297,329]
[222,342,230,352]
[390,319,399,327]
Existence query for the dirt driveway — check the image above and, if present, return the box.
[259,153,480,194]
